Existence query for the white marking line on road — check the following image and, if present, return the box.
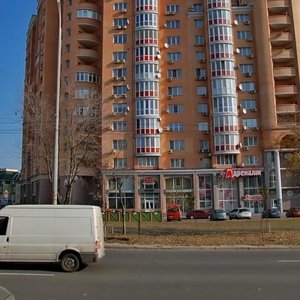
[0,272,54,277]
[277,260,300,263]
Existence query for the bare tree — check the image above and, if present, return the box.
[23,83,102,204]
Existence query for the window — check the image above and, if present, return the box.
[113,103,128,114]
[114,3,127,11]
[170,140,184,150]
[66,28,71,37]
[240,82,256,92]
[167,52,181,62]
[237,30,251,40]
[113,52,127,62]
[76,88,98,99]
[243,118,258,129]
[168,86,183,96]
[112,121,127,131]
[67,0,72,5]
[113,68,127,78]
[169,122,184,132]
[235,14,250,24]
[166,5,179,14]
[65,44,70,52]
[239,64,253,75]
[196,68,206,79]
[168,69,182,79]
[216,154,237,165]
[244,136,258,147]
[76,72,100,83]
[67,13,72,21]
[199,140,209,151]
[192,4,204,12]
[75,106,90,116]
[196,51,206,62]
[168,104,183,114]
[0,217,8,235]
[198,103,208,114]
[239,47,252,57]
[166,20,180,29]
[113,140,127,150]
[196,86,207,96]
[114,158,127,168]
[245,155,259,165]
[138,157,158,167]
[170,159,185,168]
[198,122,209,132]
[114,18,128,28]
[242,99,256,110]
[167,36,181,45]
[195,35,205,46]
[65,60,70,68]
[114,34,127,44]
[194,19,204,28]
[77,9,100,21]
[113,85,128,95]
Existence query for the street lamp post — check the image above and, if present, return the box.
[52,0,62,205]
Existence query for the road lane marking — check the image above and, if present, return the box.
[0,272,54,277]
[277,260,300,263]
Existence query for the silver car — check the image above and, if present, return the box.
[210,209,227,221]
[228,208,252,220]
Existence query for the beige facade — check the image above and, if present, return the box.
[21,0,300,213]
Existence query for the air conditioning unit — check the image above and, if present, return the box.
[248,54,254,59]
[203,130,209,134]
[201,93,207,97]
[121,76,126,80]
[122,94,127,99]
[165,11,175,15]
[164,126,170,131]
[247,37,253,42]
[239,163,245,167]
[122,59,126,63]
[199,58,206,63]
[168,60,174,64]
[253,126,259,130]
[251,108,257,112]
[112,94,118,99]
[116,25,122,29]
[115,59,121,64]
[244,20,250,25]
[112,149,116,154]
[250,89,256,94]
[167,77,174,82]
[202,112,208,116]
[189,7,195,12]
[162,24,167,28]
[168,95,173,100]
[244,146,249,151]
[113,76,118,80]
[199,149,208,153]
[120,8,127,13]
[245,72,252,77]
[165,108,170,113]
[168,149,173,154]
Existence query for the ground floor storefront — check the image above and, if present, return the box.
[102,168,265,214]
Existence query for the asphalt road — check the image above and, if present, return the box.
[0,248,300,300]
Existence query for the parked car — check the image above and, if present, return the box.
[228,208,252,220]
[167,204,182,221]
[262,208,281,218]
[186,209,211,219]
[286,207,300,218]
[210,209,226,221]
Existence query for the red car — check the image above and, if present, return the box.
[186,209,211,219]
[286,208,300,218]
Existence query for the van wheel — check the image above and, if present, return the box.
[60,253,81,272]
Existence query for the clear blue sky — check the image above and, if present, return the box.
[0,1,36,170]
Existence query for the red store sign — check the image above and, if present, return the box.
[221,168,262,179]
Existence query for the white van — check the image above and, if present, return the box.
[0,205,105,272]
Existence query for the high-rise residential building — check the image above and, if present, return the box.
[21,0,300,213]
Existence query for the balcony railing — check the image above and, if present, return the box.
[78,33,99,48]
[273,67,296,79]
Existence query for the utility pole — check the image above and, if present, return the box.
[52,0,62,205]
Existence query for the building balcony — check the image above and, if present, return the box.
[276,104,298,113]
[77,49,99,63]
[269,15,291,30]
[272,48,294,62]
[274,67,296,79]
[275,85,298,97]
[78,18,99,33]
[270,31,292,46]
[268,0,289,14]
[78,33,99,48]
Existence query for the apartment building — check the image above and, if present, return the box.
[21,0,300,213]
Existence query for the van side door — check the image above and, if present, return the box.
[0,216,9,260]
